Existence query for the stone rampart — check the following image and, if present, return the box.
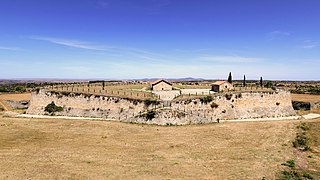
[27,90,296,125]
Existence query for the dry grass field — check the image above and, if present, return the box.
[0,93,31,111]
[304,120,320,178]
[0,93,31,101]
[291,94,320,102]
[0,91,319,179]
[0,115,302,179]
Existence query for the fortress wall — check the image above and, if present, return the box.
[27,90,296,125]
[27,90,145,119]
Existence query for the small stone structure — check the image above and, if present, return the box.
[212,81,233,92]
[151,80,173,91]
[27,89,296,125]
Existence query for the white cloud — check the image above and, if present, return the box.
[0,46,25,51]
[302,40,318,49]
[29,36,106,51]
[28,36,171,62]
[267,30,290,40]
[196,55,260,63]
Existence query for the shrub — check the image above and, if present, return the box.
[303,172,314,179]
[200,96,213,104]
[61,91,71,97]
[0,87,10,92]
[176,112,186,118]
[145,110,156,120]
[210,102,219,108]
[14,86,26,92]
[144,99,159,107]
[281,160,295,168]
[44,101,63,114]
[225,94,232,100]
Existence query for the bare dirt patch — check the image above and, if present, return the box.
[0,116,299,179]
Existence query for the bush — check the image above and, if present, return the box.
[200,96,213,104]
[225,94,233,100]
[210,102,219,108]
[0,87,10,92]
[145,110,156,120]
[303,172,314,179]
[281,160,295,168]
[144,99,159,107]
[44,101,63,114]
[14,86,26,92]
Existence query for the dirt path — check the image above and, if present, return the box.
[16,114,114,121]
[13,113,320,124]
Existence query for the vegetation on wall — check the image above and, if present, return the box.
[144,99,159,107]
[138,110,156,121]
[44,101,63,114]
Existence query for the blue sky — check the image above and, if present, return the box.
[0,0,319,80]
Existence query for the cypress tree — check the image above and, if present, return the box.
[227,72,232,84]
[102,81,105,90]
[243,75,246,87]
[260,77,263,87]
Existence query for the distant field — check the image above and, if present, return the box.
[0,115,300,179]
[291,94,320,102]
[0,93,31,101]
[0,93,31,111]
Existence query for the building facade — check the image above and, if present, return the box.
[212,81,233,92]
[151,80,173,91]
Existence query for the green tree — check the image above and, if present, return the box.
[44,101,63,114]
[260,77,263,87]
[266,81,273,88]
[243,75,246,87]
[228,72,232,84]
[14,86,26,92]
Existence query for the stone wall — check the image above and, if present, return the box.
[27,89,296,125]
